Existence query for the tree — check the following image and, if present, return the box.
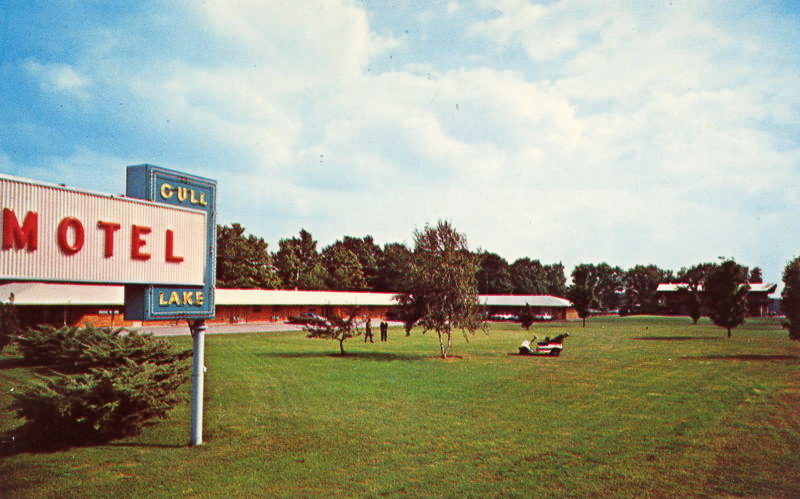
[592,263,625,311]
[216,223,281,289]
[0,294,21,353]
[304,309,362,355]
[543,263,568,296]
[476,252,514,294]
[375,242,413,292]
[321,243,368,290]
[623,264,673,314]
[705,260,750,338]
[676,286,703,324]
[519,303,535,330]
[11,325,190,445]
[339,236,382,290]
[567,283,594,327]
[568,264,614,327]
[749,267,763,283]
[274,229,329,290]
[677,263,715,323]
[510,258,547,294]
[397,221,483,359]
[780,256,800,341]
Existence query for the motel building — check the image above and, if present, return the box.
[0,281,577,329]
[656,282,778,317]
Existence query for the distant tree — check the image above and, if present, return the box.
[592,263,624,311]
[780,256,800,341]
[677,263,716,284]
[0,294,21,353]
[216,223,281,289]
[340,236,382,290]
[510,258,547,294]
[677,263,715,323]
[375,242,413,292]
[394,294,424,336]
[623,264,673,314]
[676,286,703,324]
[543,263,568,296]
[705,260,750,338]
[304,309,362,355]
[476,252,514,294]
[567,283,594,328]
[749,267,763,283]
[519,303,535,330]
[274,229,329,290]
[321,243,368,290]
[397,221,483,359]
[568,264,599,327]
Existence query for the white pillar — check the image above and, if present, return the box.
[189,319,206,446]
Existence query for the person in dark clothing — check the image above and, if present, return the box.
[364,318,374,343]
[380,321,388,342]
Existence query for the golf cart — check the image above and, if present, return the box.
[519,333,569,356]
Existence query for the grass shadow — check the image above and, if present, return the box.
[631,336,721,341]
[0,423,186,457]
[256,351,431,362]
[104,442,186,449]
[681,354,799,362]
[0,423,78,456]
[0,357,31,369]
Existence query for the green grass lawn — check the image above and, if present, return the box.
[1,316,799,497]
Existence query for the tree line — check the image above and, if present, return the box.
[215,223,764,309]
[215,223,570,294]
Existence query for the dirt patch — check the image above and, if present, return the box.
[434,355,464,361]
[680,355,799,362]
[632,336,721,341]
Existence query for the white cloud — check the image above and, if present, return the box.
[23,60,90,99]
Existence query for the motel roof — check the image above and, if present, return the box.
[656,282,777,294]
[0,283,573,308]
[480,294,572,307]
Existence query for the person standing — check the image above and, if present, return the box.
[364,318,374,343]
[380,321,388,342]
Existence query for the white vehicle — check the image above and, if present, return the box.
[489,313,518,321]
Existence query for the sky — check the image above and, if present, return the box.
[1,0,799,286]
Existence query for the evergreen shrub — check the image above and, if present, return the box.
[11,325,191,444]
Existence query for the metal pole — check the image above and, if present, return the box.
[189,319,206,446]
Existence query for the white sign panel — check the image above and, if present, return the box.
[0,173,207,285]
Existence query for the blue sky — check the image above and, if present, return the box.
[1,0,799,285]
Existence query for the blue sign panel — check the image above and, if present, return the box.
[124,164,216,320]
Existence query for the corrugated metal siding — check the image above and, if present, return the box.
[216,288,399,306]
[480,294,572,307]
[1,174,206,285]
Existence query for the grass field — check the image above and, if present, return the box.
[1,316,799,497]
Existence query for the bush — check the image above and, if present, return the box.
[11,325,191,444]
[0,300,21,353]
[11,359,189,444]
[16,325,190,371]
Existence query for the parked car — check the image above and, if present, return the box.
[534,313,553,321]
[489,313,518,321]
[287,312,328,325]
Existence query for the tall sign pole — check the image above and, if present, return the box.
[125,165,216,446]
[188,319,206,445]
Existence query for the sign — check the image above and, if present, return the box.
[0,173,206,285]
[124,165,216,320]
